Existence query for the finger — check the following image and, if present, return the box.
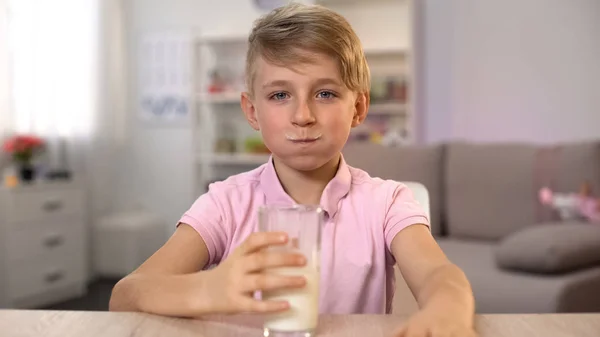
[451,329,478,337]
[392,325,407,337]
[443,326,475,337]
[244,251,306,272]
[238,232,288,256]
[429,327,452,337]
[404,327,429,337]
[239,297,290,313]
[240,273,306,292]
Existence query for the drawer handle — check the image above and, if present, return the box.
[43,234,64,248]
[44,270,65,284]
[42,200,64,212]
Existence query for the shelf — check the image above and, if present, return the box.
[198,153,271,166]
[364,47,409,57]
[197,34,248,46]
[317,0,403,5]
[368,102,407,116]
[197,92,241,104]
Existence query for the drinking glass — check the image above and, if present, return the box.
[258,204,324,337]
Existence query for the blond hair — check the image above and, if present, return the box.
[246,2,370,95]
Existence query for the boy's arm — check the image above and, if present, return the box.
[110,223,306,317]
[390,225,475,328]
[109,223,213,316]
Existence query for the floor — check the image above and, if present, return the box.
[43,278,118,311]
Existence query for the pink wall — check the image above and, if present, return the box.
[422,0,600,144]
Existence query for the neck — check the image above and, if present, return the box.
[273,154,341,205]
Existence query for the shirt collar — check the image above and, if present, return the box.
[260,154,352,218]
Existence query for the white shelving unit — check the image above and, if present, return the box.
[322,0,417,145]
[191,0,418,194]
[192,35,269,196]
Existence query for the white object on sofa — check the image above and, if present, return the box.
[0,181,88,309]
[93,210,165,277]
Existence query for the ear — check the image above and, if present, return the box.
[351,92,369,127]
[241,92,260,131]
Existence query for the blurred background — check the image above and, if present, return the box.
[0,0,599,314]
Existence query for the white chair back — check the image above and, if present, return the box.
[402,181,431,222]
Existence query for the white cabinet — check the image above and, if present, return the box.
[0,181,88,309]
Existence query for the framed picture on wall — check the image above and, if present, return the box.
[137,30,194,125]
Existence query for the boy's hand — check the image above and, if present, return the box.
[198,232,307,314]
[394,309,478,337]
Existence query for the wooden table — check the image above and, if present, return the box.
[1,310,599,337]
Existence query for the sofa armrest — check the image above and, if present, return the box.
[557,267,600,312]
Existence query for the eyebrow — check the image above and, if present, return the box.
[313,78,343,87]
[262,80,291,90]
[261,78,343,90]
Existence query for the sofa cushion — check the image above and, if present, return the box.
[438,238,600,313]
[342,143,444,235]
[445,142,537,240]
[495,222,600,274]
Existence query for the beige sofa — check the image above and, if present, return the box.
[343,141,600,314]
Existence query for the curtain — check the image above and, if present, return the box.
[7,0,97,139]
[1,0,128,216]
[0,0,12,166]
[89,0,128,216]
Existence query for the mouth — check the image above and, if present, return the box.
[286,133,322,144]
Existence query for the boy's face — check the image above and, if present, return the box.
[241,52,368,171]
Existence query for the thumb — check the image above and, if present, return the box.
[391,324,407,337]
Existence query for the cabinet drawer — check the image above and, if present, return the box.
[6,221,86,263]
[7,250,86,301]
[6,189,85,224]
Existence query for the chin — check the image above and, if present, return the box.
[274,152,338,172]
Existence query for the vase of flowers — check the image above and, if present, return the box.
[2,135,46,183]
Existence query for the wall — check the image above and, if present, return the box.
[422,0,600,144]
[418,0,454,143]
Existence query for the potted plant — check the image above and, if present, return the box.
[1,134,46,182]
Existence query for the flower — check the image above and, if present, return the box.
[1,134,46,165]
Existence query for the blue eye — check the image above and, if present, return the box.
[270,92,289,100]
[317,91,336,99]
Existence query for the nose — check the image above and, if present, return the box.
[291,99,316,127]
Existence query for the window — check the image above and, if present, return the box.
[6,0,98,137]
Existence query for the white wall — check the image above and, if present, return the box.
[418,0,454,143]
[422,0,600,144]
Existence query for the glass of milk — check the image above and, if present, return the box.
[258,204,323,337]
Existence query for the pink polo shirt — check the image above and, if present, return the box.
[179,155,430,314]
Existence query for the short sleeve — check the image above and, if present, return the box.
[178,183,228,267]
[384,183,431,251]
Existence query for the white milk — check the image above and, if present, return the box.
[263,266,320,332]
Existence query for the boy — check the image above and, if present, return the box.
[110,3,477,337]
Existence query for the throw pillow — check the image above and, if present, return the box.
[495,222,600,274]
